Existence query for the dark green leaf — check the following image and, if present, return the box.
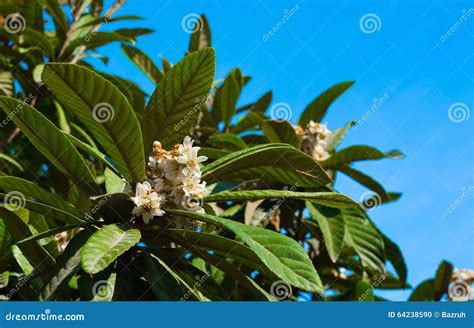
[141,48,216,150]
[43,63,146,183]
[0,96,98,194]
[202,144,331,188]
[322,145,405,168]
[168,210,324,293]
[299,81,354,126]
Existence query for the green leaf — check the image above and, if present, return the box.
[0,153,24,172]
[0,70,14,97]
[22,28,55,58]
[104,168,126,194]
[168,210,324,293]
[81,224,141,274]
[164,229,265,270]
[42,63,145,183]
[41,231,91,301]
[76,15,143,29]
[306,203,345,262]
[381,233,407,284]
[141,48,215,150]
[143,253,188,301]
[207,133,247,151]
[237,91,272,113]
[322,145,405,168]
[205,190,359,209]
[0,176,85,220]
[188,14,211,52]
[262,120,300,147]
[202,144,331,188]
[339,166,389,199]
[0,96,98,194]
[213,71,241,127]
[298,81,354,126]
[0,207,54,273]
[342,209,385,273]
[65,133,120,176]
[0,194,87,224]
[434,260,453,301]
[325,121,354,152]
[121,44,162,84]
[65,32,134,55]
[229,111,266,135]
[409,279,435,301]
[43,0,68,42]
[16,223,81,245]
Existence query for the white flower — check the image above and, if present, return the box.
[308,120,331,137]
[131,181,165,224]
[312,144,330,162]
[182,176,208,198]
[176,136,207,176]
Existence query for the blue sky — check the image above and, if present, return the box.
[97,0,473,300]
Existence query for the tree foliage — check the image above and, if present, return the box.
[0,2,455,302]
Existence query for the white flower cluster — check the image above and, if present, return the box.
[131,136,208,224]
[296,120,332,161]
